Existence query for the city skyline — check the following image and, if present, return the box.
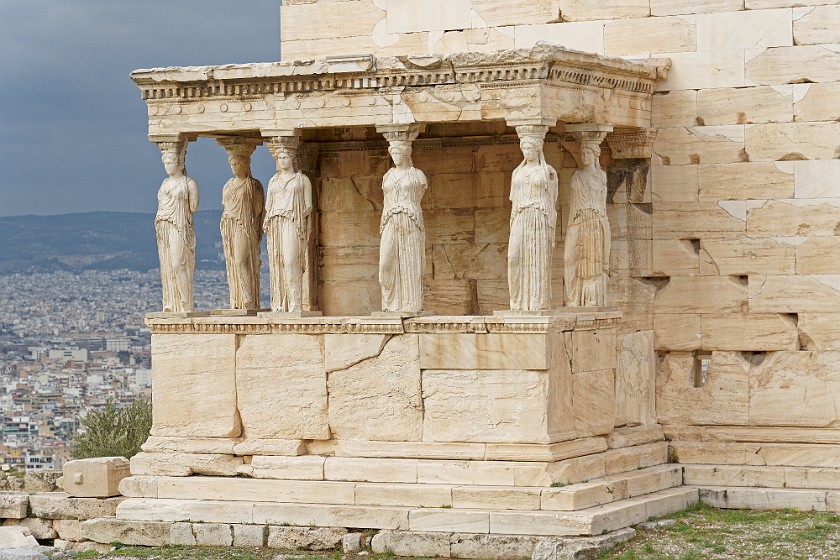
[0,0,281,217]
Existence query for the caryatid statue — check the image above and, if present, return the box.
[218,138,264,311]
[377,125,428,314]
[564,137,610,307]
[155,140,199,313]
[264,136,313,313]
[507,125,559,312]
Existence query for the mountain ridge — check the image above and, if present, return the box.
[0,210,226,274]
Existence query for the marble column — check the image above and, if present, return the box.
[217,137,264,311]
[151,134,199,314]
[262,131,314,314]
[563,124,614,307]
[374,123,428,314]
[505,118,559,312]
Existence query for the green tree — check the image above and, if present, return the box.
[70,398,152,459]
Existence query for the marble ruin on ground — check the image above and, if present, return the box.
[78,0,840,554]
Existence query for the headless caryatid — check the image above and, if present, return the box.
[507,126,559,312]
[564,140,610,306]
[155,141,198,313]
[378,128,427,313]
[264,138,312,313]
[219,140,264,310]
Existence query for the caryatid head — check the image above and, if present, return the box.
[159,141,187,177]
[268,137,300,173]
[224,144,256,179]
[579,140,602,168]
[387,140,413,167]
[519,135,545,164]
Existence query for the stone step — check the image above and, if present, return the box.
[113,486,698,537]
[696,486,840,512]
[120,464,681,512]
[130,441,669,487]
[684,464,840,490]
[672,441,840,468]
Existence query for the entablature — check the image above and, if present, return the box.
[131,43,670,136]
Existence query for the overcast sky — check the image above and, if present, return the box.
[0,0,281,216]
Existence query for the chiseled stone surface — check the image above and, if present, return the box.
[419,333,548,370]
[749,351,840,428]
[572,369,616,437]
[29,493,121,520]
[0,527,39,549]
[63,457,130,498]
[328,334,423,441]
[52,519,83,542]
[0,495,28,520]
[151,334,239,438]
[371,530,450,557]
[422,369,553,443]
[615,331,656,426]
[1,518,56,540]
[232,524,265,547]
[130,452,243,477]
[235,334,329,440]
[193,523,234,546]
[656,351,750,426]
[82,518,171,546]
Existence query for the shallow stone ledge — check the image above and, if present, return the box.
[81,518,171,546]
[130,452,243,477]
[370,529,633,559]
[697,486,832,512]
[371,530,450,557]
[29,493,122,520]
[267,526,347,550]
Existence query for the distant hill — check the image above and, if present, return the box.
[0,211,226,274]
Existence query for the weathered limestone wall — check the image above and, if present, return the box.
[281,1,840,440]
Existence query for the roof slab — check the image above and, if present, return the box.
[130,43,670,140]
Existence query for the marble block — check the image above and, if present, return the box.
[63,457,130,498]
[421,369,555,444]
[150,334,240,438]
[235,334,329,440]
[328,335,423,441]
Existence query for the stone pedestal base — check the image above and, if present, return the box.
[144,312,624,449]
[128,311,678,540]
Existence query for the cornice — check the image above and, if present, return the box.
[131,44,666,103]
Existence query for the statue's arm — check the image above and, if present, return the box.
[415,168,428,193]
[187,179,199,213]
[263,180,275,228]
[302,174,314,217]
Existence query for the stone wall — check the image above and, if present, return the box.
[282,1,840,439]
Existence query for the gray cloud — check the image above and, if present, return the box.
[0,0,280,216]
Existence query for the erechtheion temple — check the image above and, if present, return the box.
[78,0,840,555]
